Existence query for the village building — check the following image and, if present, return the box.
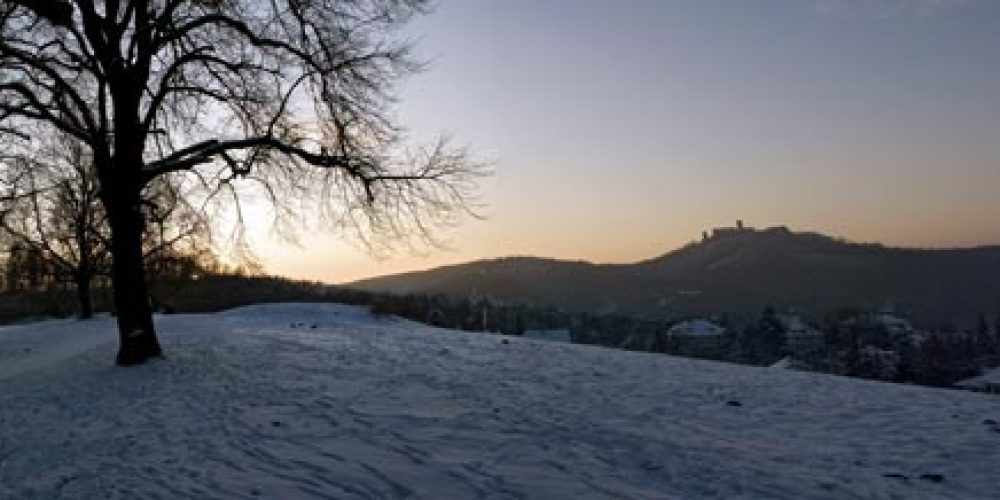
[870,307,915,337]
[779,315,826,367]
[955,367,1000,395]
[710,220,751,239]
[666,319,727,359]
[858,346,901,380]
[780,315,825,353]
[704,221,791,241]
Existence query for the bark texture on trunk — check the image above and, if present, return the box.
[74,219,93,320]
[108,199,161,365]
[75,273,93,320]
[104,81,162,366]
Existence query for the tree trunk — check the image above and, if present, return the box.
[108,196,161,365]
[76,272,93,320]
[75,212,93,320]
[103,79,162,366]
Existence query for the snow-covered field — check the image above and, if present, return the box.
[1,303,998,499]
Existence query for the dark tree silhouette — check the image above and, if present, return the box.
[1,0,483,364]
[0,134,210,319]
[0,138,107,318]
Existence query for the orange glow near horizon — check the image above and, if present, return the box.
[247,0,1000,284]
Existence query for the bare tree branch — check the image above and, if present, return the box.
[0,0,486,364]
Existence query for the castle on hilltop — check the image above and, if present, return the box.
[701,220,790,241]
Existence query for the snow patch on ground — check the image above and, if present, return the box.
[1,303,999,499]
[0,316,116,381]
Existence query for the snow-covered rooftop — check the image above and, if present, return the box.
[1,303,998,498]
[770,356,792,369]
[668,318,726,337]
[956,366,1000,388]
[873,310,914,335]
[778,315,823,336]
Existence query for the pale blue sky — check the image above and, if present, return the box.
[255,0,1000,282]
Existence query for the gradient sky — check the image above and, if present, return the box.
[250,0,1000,283]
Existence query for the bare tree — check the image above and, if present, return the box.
[141,169,213,293]
[0,1,484,364]
[0,138,107,318]
[0,134,211,318]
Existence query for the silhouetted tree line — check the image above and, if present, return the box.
[368,294,566,336]
[0,244,221,322]
[0,133,211,319]
[807,309,998,386]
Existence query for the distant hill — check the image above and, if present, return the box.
[350,225,1000,327]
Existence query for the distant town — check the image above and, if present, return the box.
[364,286,1000,394]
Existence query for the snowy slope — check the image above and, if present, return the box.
[1,303,998,499]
